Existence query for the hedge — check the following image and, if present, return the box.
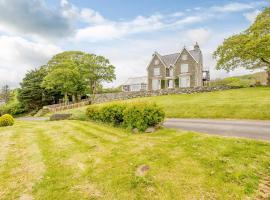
[86,102,165,132]
[0,114,14,127]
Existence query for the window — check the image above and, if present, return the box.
[182,54,187,60]
[152,79,161,90]
[154,59,159,65]
[154,68,160,76]
[167,79,173,88]
[181,64,188,73]
[180,76,190,88]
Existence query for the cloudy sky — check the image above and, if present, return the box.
[0,0,268,88]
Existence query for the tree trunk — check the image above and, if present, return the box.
[267,69,270,86]
[64,92,68,105]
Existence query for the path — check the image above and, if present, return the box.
[164,118,270,141]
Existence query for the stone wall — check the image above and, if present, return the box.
[44,86,239,112]
[92,86,239,104]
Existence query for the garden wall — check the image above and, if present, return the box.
[44,86,239,112]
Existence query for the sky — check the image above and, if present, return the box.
[0,0,269,88]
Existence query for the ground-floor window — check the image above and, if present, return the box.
[152,79,161,90]
[180,76,190,88]
[167,79,174,88]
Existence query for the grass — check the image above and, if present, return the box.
[0,120,270,199]
[51,87,270,120]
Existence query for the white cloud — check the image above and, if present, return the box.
[212,2,253,13]
[244,10,261,23]
[80,8,106,24]
[0,36,61,87]
[185,28,212,45]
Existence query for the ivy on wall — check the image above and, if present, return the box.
[174,78,179,88]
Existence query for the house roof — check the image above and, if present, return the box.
[123,76,148,85]
[157,48,201,68]
[161,53,180,67]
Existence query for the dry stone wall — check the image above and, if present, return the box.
[45,86,239,112]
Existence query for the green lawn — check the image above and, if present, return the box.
[54,87,270,120]
[0,120,270,199]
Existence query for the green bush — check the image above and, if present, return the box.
[101,104,126,125]
[0,114,14,127]
[86,102,165,132]
[86,105,102,121]
[123,103,165,131]
[210,77,251,88]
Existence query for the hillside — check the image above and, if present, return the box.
[53,87,270,120]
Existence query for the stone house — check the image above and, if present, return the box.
[122,76,148,92]
[147,43,210,90]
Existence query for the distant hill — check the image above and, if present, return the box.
[211,71,267,87]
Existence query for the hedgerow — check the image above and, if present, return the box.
[86,102,165,132]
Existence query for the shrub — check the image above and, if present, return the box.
[0,114,14,127]
[85,102,165,132]
[123,102,165,132]
[86,105,102,121]
[101,104,127,125]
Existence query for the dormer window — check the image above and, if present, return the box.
[154,59,159,65]
[182,54,187,60]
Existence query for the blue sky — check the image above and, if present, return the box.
[0,0,268,87]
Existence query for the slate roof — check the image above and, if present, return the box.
[161,53,180,67]
[123,76,148,85]
[157,48,200,68]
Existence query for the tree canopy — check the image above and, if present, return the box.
[213,6,270,85]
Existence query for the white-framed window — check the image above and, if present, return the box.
[182,54,187,60]
[154,68,160,76]
[168,79,174,88]
[181,64,188,73]
[180,76,190,88]
[154,59,159,65]
[152,79,161,90]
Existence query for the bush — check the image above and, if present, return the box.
[101,104,126,125]
[0,114,14,127]
[86,102,165,132]
[123,103,165,132]
[86,105,102,121]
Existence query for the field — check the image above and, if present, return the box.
[0,120,270,199]
[54,87,270,120]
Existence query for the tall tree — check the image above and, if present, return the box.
[80,54,116,95]
[213,6,270,85]
[42,61,81,103]
[18,66,62,111]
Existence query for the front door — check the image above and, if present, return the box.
[180,76,190,88]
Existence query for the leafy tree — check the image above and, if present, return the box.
[80,54,116,94]
[213,6,270,85]
[46,51,88,101]
[42,61,81,103]
[18,66,62,111]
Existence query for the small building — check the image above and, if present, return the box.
[122,76,148,92]
[147,42,210,90]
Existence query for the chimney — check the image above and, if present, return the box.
[194,42,200,51]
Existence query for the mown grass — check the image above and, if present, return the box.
[52,87,270,120]
[0,120,270,199]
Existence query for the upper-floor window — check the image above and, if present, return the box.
[181,64,188,73]
[154,68,160,76]
[182,54,187,60]
[154,59,159,65]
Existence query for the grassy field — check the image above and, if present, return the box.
[54,87,270,120]
[0,120,270,199]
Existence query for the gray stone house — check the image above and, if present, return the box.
[147,43,209,90]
